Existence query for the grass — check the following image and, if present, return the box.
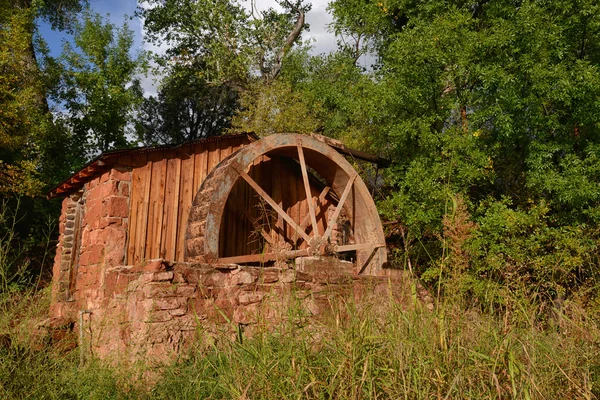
[1,285,599,399]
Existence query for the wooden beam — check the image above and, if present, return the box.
[334,242,385,253]
[233,164,312,244]
[218,249,309,264]
[297,139,319,237]
[323,173,357,241]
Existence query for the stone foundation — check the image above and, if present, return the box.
[68,258,424,363]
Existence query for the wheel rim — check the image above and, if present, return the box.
[184,134,386,274]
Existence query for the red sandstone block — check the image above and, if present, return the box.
[233,303,260,325]
[104,248,125,267]
[86,177,99,190]
[100,171,110,183]
[86,229,101,244]
[105,196,129,218]
[115,274,138,295]
[103,271,118,294]
[207,299,234,322]
[238,291,263,305]
[99,217,122,229]
[110,167,131,182]
[210,287,240,303]
[201,272,227,287]
[180,269,200,285]
[153,272,174,282]
[279,270,295,284]
[148,310,173,322]
[77,272,98,288]
[61,197,70,214]
[175,285,196,297]
[131,259,166,273]
[101,226,126,245]
[143,283,177,298]
[79,245,104,266]
[87,181,119,203]
[188,298,210,316]
[295,271,312,282]
[255,284,280,294]
[260,270,279,284]
[153,298,181,310]
[119,182,130,197]
[231,270,256,285]
[169,308,187,317]
[172,272,186,284]
[83,203,103,229]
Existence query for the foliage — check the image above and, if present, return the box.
[313,0,600,305]
[52,11,146,158]
[139,0,311,87]
[137,64,238,145]
[0,5,50,196]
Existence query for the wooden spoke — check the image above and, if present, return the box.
[297,139,319,237]
[333,242,385,253]
[323,173,357,241]
[218,249,309,265]
[233,164,311,244]
[300,186,331,231]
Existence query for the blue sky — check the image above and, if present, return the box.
[38,0,141,57]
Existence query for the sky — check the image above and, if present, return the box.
[38,0,337,95]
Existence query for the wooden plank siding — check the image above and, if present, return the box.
[121,136,250,264]
[121,136,336,264]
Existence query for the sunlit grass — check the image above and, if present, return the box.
[1,286,599,399]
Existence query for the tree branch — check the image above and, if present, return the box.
[263,0,305,84]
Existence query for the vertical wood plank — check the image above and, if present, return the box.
[133,154,152,265]
[192,143,203,195]
[145,154,166,260]
[176,147,194,261]
[161,155,180,260]
[208,140,219,172]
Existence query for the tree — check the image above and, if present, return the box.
[140,0,310,87]
[53,11,146,161]
[0,0,88,195]
[0,3,49,196]
[135,0,311,144]
[137,64,237,145]
[324,0,600,303]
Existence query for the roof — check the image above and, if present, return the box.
[47,132,390,199]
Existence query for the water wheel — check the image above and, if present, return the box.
[184,134,386,274]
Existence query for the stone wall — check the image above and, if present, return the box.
[77,258,423,363]
[50,166,132,321]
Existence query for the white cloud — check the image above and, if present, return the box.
[251,0,337,55]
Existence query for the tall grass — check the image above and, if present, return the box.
[1,286,599,399]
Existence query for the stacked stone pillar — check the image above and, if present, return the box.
[50,166,132,320]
